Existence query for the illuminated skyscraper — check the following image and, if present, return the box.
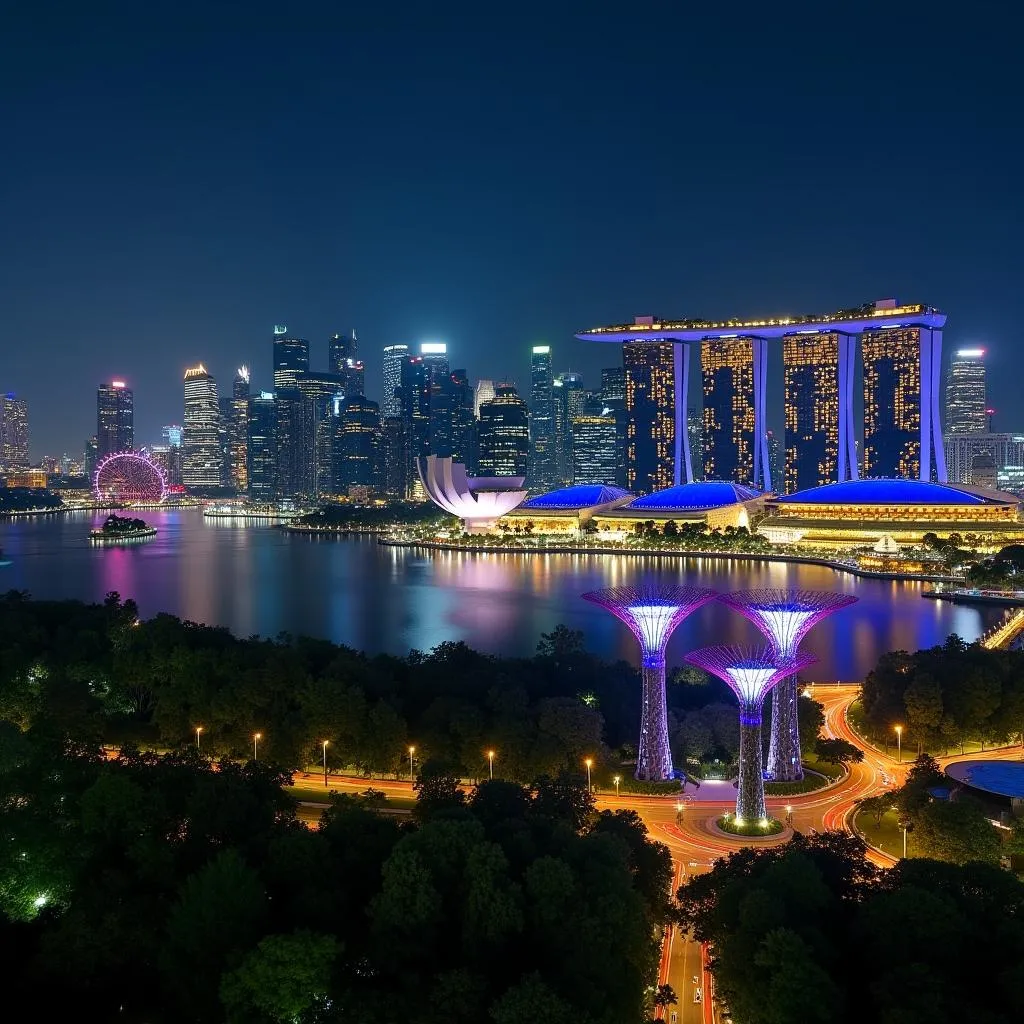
[529,345,557,488]
[247,392,277,500]
[96,381,134,457]
[0,393,29,469]
[687,408,703,481]
[945,348,987,435]
[230,367,250,493]
[862,325,945,480]
[624,342,675,494]
[430,369,474,462]
[381,415,408,498]
[572,414,619,485]
[477,384,529,477]
[473,379,496,419]
[601,366,625,404]
[382,344,409,418]
[182,365,223,488]
[398,355,431,485]
[161,424,183,486]
[702,339,759,486]
[332,395,381,494]
[272,325,309,390]
[328,330,357,373]
[419,342,449,383]
[293,371,346,495]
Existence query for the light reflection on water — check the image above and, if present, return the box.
[0,508,1005,680]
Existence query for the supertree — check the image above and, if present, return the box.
[685,645,816,822]
[582,585,717,781]
[717,590,858,781]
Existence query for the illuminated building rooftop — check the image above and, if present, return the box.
[946,759,1024,800]
[774,478,1015,507]
[626,480,763,512]
[521,484,633,510]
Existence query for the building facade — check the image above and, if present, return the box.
[381,415,408,498]
[624,342,675,494]
[0,393,29,470]
[247,392,277,500]
[332,395,381,494]
[230,367,250,493]
[783,333,843,493]
[945,348,987,435]
[702,339,757,486]
[182,365,224,488]
[96,381,134,457]
[477,384,530,477]
[272,325,309,390]
[944,432,1024,487]
[529,345,557,488]
[382,344,409,419]
[419,342,449,384]
[572,414,620,486]
[473,379,496,419]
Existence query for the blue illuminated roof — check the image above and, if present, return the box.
[627,481,762,511]
[946,759,1024,798]
[522,484,633,510]
[775,478,1012,506]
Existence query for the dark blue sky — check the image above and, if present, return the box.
[2,4,1021,456]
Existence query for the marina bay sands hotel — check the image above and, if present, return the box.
[576,298,947,494]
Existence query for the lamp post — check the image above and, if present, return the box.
[613,774,621,797]
[675,801,684,824]
[785,804,793,826]
[322,740,329,788]
[902,823,908,858]
[253,732,261,761]
[895,725,903,764]
[584,758,593,793]
[408,745,416,780]
[487,749,495,781]
[195,726,203,753]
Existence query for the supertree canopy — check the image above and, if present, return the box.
[93,451,167,504]
[717,590,857,781]
[582,584,716,781]
[685,645,816,822]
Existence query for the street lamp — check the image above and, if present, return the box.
[675,801,684,824]
[322,740,329,788]
[894,725,903,764]
[253,732,262,761]
[613,774,621,797]
[195,726,203,753]
[487,749,495,781]
[902,823,908,858]
[785,804,793,826]
[584,757,593,793]
[408,745,416,780]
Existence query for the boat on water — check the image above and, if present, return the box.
[922,586,1024,607]
[89,513,158,543]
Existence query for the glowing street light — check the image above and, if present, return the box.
[408,745,416,780]
[613,774,621,797]
[322,740,329,788]
[785,803,793,826]
[195,726,203,753]
[253,732,262,761]
[894,724,903,764]
[487,749,495,781]
[584,757,593,793]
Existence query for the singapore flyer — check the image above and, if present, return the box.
[93,451,168,504]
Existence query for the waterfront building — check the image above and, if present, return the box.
[0,392,29,469]
[96,380,134,457]
[757,478,1024,550]
[473,378,496,419]
[702,339,758,487]
[5,468,47,488]
[500,484,633,534]
[529,345,558,489]
[624,341,675,494]
[382,344,409,419]
[381,415,408,498]
[272,325,309,390]
[230,367,250,493]
[420,342,449,383]
[945,432,1024,486]
[477,383,530,478]
[417,455,527,532]
[783,333,847,493]
[585,585,717,781]
[945,348,987,435]
[332,395,380,495]
[247,391,277,500]
[572,414,620,486]
[182,365,223,488]
[84,436,99,481]
[157,425,183,486]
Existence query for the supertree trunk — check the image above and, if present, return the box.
[636,657,674,781]
[766,675,803,781]
[737,707,767,821]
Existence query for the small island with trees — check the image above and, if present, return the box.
[89,513,157,543]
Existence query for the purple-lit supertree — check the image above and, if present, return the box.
[582,585,717,781]
[717,590,857,782]
[685,646,817,822]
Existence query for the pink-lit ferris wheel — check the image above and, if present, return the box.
[93,451,167,504]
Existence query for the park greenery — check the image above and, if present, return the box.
[0,487,63,513]
[676,830,1024,1024]
[292,502,447,532]
[95,513,152,535]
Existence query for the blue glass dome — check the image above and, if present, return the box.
[521,484,633,510]
[626,481,762,511]
[775,478,1009,506]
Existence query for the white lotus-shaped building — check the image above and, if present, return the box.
[417,456,527,532]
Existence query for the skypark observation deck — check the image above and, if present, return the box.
[576,301,948,489]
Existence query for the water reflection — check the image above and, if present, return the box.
[0,509,1003,680]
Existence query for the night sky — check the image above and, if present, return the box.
[3,4,1021,458]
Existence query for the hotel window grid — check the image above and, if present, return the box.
[701,339,755,485]
[624,341,675,494]
[862,328,922,479]
[783,334,840,493]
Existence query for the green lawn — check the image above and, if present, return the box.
[801,756,846,780]
[854,807,913,860]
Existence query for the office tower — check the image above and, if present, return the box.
[84,436,99,481]
[230,367,250,493]
[477,383,530,477]
[601,366,625,404]
[862,326,945,479]
[0,393,29,469]
[624,341,676,494]
[529,345,557,488]
[687,408,703,481]
[419,342,449,383]
[293,371,347,495]
[398,355,432,484]
[96,380,134,457]
[182,365,224,488]
[572,414,620,485]
[944,432,1024,485]
[343,360,365,398]
[552,372,586,485]
[381,416,408,498]
[160,424,184,486]
[272,325,309,390]
[382,344,409,418]
[332,395,381,494]
[247,392,277,500]
[701,339,756,485]
[782,334,843,493]
[945,348,987,435]
[429,369,474,462]
[474,379,496,419]
[328,331,358,373]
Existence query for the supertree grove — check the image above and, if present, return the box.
[717,590,857,781]
[582,584,717,780]
[684,645,816,822]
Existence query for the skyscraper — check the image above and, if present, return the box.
[477,384,530,477]
[862,326,945,479]
[601,366,625,404]
[182,365,223,488]
[332,395,381,495]
[429,369,474,462]
[293,371,347,495]
[381,416,408,498]
[473,379,496,419]
[161,425,183,486]
[247,392,277,500]
[783,334,842,494]
[529,345,557,488]
[552,372,586,485]
[702,339,756,485]
[382,344,409,419]
[572,414,619,485]
[624,341,675,494]
[687,408,703,481]
[398,355,431,484]
[328,331,357,374]
[272,325,309,390]
[96,380,134,457]
[419,342,449,383]
[230,367,250,493]
[945,348,987,435]
[0,393,29,470]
